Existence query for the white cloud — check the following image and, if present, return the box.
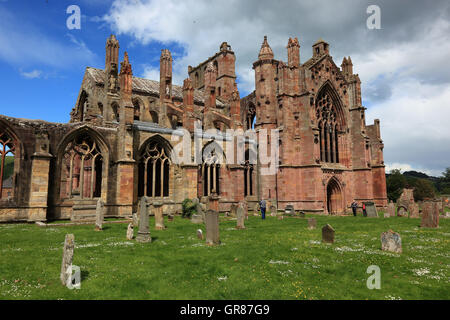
[19,69,42,79]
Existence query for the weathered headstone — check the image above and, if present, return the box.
[95,199,105,231]
[381,230,402,253]
[230,203,238,218]
[308,218,317,229]
[60,234,75,286]
[153,201,165,230]
[236,202,245,229]
[193,198,206,222]
[205,209,220,246]
[253,202,260,214]
[190,214,203,224]
[364,202,378,218]
[132,212,139,227]
[322,224,335,244]
[136,196,151,243]
[386,201,395,218]
[126,223,134,240]
[409,202,420,218]
[197,229,203,240]
[284,205,294,216]
[421,200,439,228]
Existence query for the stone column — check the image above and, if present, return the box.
[421,200,439,228]
[60,234,75,286]
[208,191,220,212]
[205,209,220,246]
[136,196,151,242]
[153,201,165,230]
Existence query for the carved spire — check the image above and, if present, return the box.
[287,37,300,67]
[105,34,119,70]
[258,35,274,60]
[119,51,133,98]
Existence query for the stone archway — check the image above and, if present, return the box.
[326,178,343,215]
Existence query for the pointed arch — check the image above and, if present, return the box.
[0,120,22,201]
[56,126,110,201]
[326,176,344,215]
[138,135,173,198]
[315,81,345,164]
[201,141,225,196]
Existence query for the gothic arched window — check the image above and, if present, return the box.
[0,131,16,200]
[316,88,341,163]
[244,149,255,197]
[138,138,171,198]
[201,144,222,196]
[60,134,103,199]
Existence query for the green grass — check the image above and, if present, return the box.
[0,214,449,300]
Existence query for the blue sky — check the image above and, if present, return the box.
[0,0,449,176]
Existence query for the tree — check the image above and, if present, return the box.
[386,169,406,202]
[436,167,450,194]
[412,178,436,201]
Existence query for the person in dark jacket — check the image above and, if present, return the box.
[259,199,266,220]
[351,201,358,216]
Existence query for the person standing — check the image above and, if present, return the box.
[259,199,266,220]
[362,202,367,217]
[351,201,358,216]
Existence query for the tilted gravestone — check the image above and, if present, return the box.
[153,201,165,230]
[322,224,335,244]
[308,218,317,230]
[236,202,245,229]
[364,202,378,218]
[126,223,134,240]
[421,200,439,228]
[205,209,220,246]
[95,199,105,231]
[136,196,151,243]
[409,202,420,218]
[381,230,402,253]
[132,212,139,227]
[60,234,75,286]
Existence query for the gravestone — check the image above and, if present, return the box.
[205,209,220,246]
[168,214,174,222]
[386,201,395,218]
[381,230,402,253]
[136,196,151,243]
[153,201,165,230]
[208,191,220,212]
[298,211,306,218]
[95,199,105,231]
[308,218,317,229]
[132,212,139,227]
[284,205,294,216]
[126,223,134,240]
[253,203,260,214]
[269,204,277,215]
[230,203,238,218]
[60,234,75,286]
[421,200,439,228]
[277,215,284,220]
[193,198,206,222]
[364,202,378,218]
[236,202,245,229]
[197,229,203,240]
[409,203,420,218]
[191,214,203,224]
[322,224,335,244]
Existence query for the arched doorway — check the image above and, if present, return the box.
[326,178,343,215]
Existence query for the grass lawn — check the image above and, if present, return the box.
[0,213,449,300]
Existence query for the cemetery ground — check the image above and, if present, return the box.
[0,213,449,300]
